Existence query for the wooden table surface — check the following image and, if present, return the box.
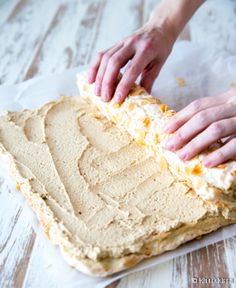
[1,0,236,287]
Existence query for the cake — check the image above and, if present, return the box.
[0,77,235,276]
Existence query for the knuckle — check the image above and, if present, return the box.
[168,117,181,130]
[225,88,236,102]
[118,83,129,93]
[190,100,202,113]
[102,79,110,88]
[141,39,153,51]
[231,86,236,94]
[185,143,196,155]
[174,119,182,128]
[103,51,112,62]
[210,122,225,137]
[139,45,147,54]
[173,116,183,128]
[215,149,225,161]
[228,117,236,127]
[230,137,236,145]
[196,112,209,126]
[109,56,121,66]
[176,131,185,142]
[118,83,126,91]
[96,74,103,83]
[125,35,137,46]
[127,66,138,78]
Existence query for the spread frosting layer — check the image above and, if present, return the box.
[0,96,227,261]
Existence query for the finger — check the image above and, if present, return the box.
[95,44,122,96]
[88,51,105,84]
[176,117,236,161]
[101,46,134,101]
[163,91,233,134]
[113,52,149,103]
[226,87,236,103]
[203,137,236,167]
[140,62,160,93]
[165,103,236,151]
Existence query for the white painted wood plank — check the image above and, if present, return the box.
[90,0,143,60]
[0,183,34,287]
[0,0,20,26]
[0,0,65,85]
[117,261,173,288]
[189,0,236,54]
[22,0,147,86]
[185,242,234,288]
[171,256,188,288]
[223,238,236,288]
[22,236,57,288]
[143,0,161,24]
[24,0,107,78]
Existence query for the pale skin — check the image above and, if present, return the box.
[89,0,236,167]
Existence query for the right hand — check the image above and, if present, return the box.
[88,24,175,103]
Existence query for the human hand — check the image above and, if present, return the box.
[163,88,236,167]
[88,24,174,103]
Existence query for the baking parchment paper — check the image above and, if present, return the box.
[0,41,236,288]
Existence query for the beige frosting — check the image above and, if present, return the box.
[0,96,234,263]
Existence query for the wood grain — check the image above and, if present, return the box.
[0,0,236,287]
[190,0,236,55]
[186,243,231,288]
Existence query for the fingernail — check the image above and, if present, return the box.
[165,138,175,151]
[203,159,213,167]
[87,73,92,83]
[102,91,110,102]
[177,150,188,160]
[88,76,93,84]
[114,92,122,103]
[95,85,101,96]
[163,125,171,133]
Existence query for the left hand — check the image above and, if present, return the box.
[88,24,175,103]
[163,88,236,167]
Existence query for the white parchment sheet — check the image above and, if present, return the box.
[0,41,236,288]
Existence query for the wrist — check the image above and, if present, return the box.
[146,6,180,47]
[147,0,204,42]
[145,14,177,49]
